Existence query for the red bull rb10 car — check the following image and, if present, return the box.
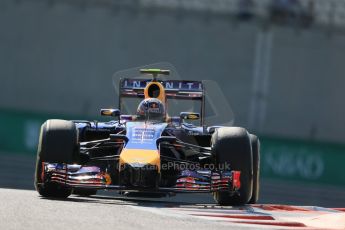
[34,64,260,206]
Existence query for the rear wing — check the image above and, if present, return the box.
[119,78,204,100]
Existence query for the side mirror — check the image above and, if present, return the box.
[120,115,136,121]
[180,112,200,120]
[100,109,120,117]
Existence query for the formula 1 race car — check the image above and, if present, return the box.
[34,63,260,206]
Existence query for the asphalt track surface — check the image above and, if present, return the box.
[2,188,345,230]
[0,188,252,230]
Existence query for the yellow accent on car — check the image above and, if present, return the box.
[188,114,199,119]
[101,110,112,116]
[119,148,161,172]
[144,81,166,105]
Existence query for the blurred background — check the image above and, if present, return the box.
[0,0,345,206]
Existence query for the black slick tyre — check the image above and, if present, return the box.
[34,119,79,198]
[212,127,253,206]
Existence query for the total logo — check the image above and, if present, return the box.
[263,147,325,180]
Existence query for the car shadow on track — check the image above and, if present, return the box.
[40,192,218,208]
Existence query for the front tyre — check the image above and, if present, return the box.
[212,127,253,206]
[34,119,79,198]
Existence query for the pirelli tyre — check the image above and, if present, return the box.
[248,134,260,204]
[34,119,79,198]
[211,127,253,206]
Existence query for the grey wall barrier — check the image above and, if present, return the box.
[0,0,345,142]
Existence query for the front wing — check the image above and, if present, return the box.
[41,163,241,194]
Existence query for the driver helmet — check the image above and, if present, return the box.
[136,98,165,121]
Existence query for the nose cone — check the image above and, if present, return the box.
[119,149,160,171]
[119,148,160,188]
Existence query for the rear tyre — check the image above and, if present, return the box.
[34,119,79,198]
[248,134,260,204]
[212,127,253,206]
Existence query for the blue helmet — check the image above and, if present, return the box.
[137,98,165,121]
